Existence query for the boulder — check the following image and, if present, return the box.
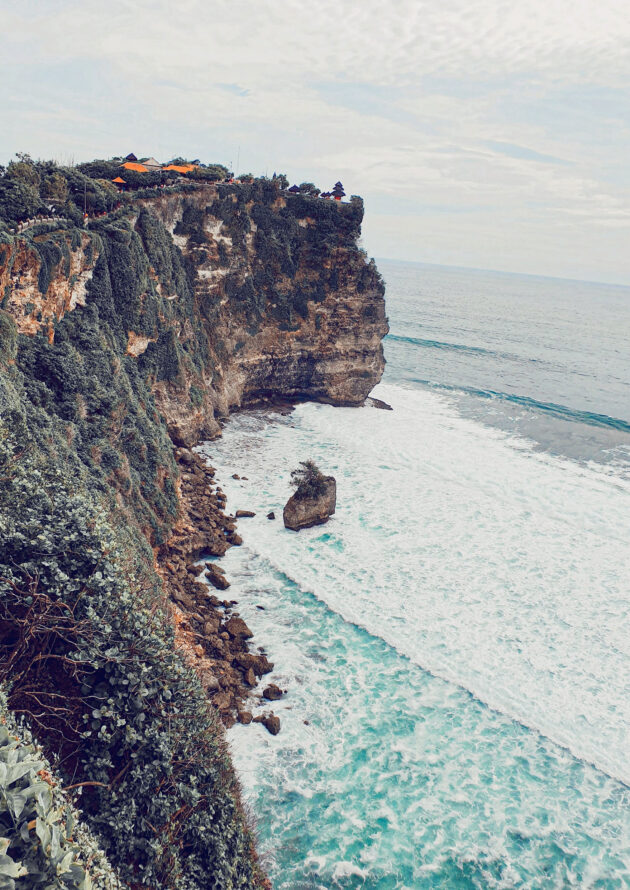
[263,683,283,701]
[205,564,230,590]
[263,713,281,736]
[203,618,220,636]
[235,509,256,518]
[235,652,274,676]
[225,616,254,639]
[283,477,336,531]
[213,691,232,711]
[206,562,225,575]
[238,711,253,725]
[266,511,275,520]
[244,668,256,687]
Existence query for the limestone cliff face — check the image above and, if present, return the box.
[1,182,387,447]
[139,183,388,443]
[0,230,98,341]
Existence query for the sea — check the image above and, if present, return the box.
[198,260,630,889]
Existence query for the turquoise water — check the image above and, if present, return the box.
[200,262,630,888]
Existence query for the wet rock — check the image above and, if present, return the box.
[283,477,336,531]
[232,473,241,479]
[365,396,393,410]
[206,561,225,575]
[205,564,230,590]
[222,712,237,729]
[229,533,243,546]
[263,713,281,735]
[238,711,253,725]
[235,509,256,518]
[266,511,275,520]
[245,668,256,687]
[235,652,274,676]
[225,616,253,639]
[263,683,283,701]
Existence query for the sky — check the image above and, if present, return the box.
[2,0,630,284]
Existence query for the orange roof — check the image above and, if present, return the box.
[112,176,126,183]
[121,162,148,172]
[163,163,196,173]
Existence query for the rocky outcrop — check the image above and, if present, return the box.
[283,476,337,530]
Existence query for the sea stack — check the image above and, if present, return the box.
[283,476,336,531]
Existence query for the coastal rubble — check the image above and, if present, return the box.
[157,446,274,727]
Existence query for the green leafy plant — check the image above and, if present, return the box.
[0,690,121,890]
[290,460,328,500]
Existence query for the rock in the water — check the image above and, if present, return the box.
[263,683,283,701]
[225,616,254,639]
[283,477,336,531]
[238,711,253,725]
[235,509,256,518]
[205,564,230,590]
[263,713,281,735]
[366,396,393,410]
[266,511,275,520]
[205,562,225,575]
[235,652,274,676]
[245,668,256,687]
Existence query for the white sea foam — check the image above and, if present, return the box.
[199,382,630,886]
[203,382,630,786]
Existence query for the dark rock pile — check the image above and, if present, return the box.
[158,447,276,730]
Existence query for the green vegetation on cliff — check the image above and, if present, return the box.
[0,154,386,888]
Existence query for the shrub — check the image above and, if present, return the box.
[0,689,122,890]
[290,460,328,500]
[0,179,43,224]
[0,427,261,889]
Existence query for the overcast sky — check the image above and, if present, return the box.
[2,0,630,283]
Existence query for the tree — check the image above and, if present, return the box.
[290,459,328,499]
[6,158,41,189]
[298,182,321,196]
[0,178,42,222]
[272,173,289,190]
[41,170,69,204]
[331,181,346,199]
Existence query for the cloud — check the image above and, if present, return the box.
[484,141,571,165]
[2,0,630,281]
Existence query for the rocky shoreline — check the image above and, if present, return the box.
[157,447,282,733]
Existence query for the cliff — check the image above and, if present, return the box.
[1,180,387,448]
[0,172,387,890]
